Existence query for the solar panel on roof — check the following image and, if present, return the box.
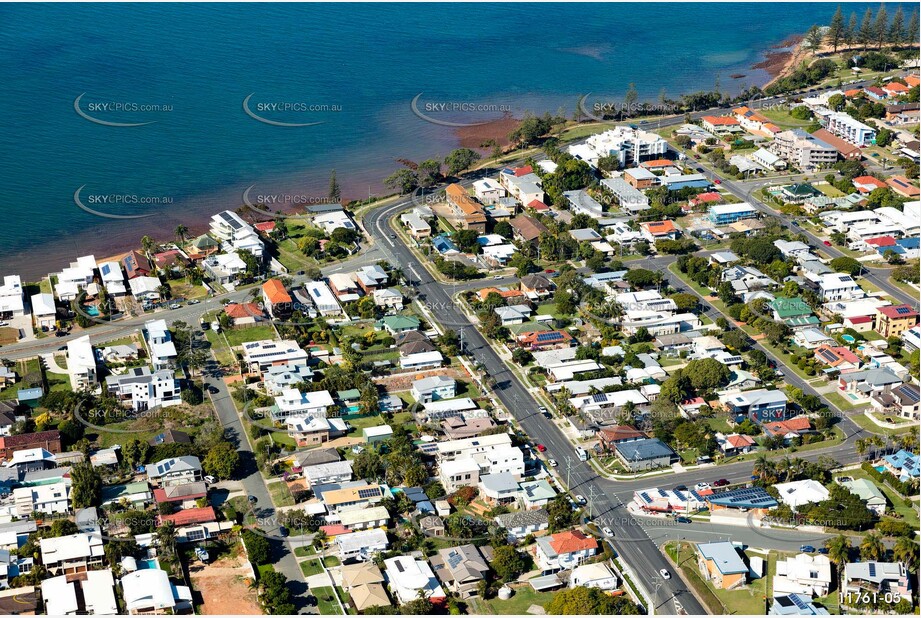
[868,563,876,577]
[357,488,381,499]
[791,595,808,610]
[447,551,464,569]
[896,306,911,314]
[592,393,607,403]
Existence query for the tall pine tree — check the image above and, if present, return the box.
[845,13,858,47]
[872,4,888,49]
[908,9,920,45]
[889,6,904,46]
[328,169,341,202]
[828,5,845,52]
[858,8,874,50]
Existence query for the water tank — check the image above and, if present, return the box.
[498,586,513,600]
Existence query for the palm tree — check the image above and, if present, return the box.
[860,531,885,561]
[753,453,773,482]
[825,534,851,566]
[175,224,189,244]
[140,235,155,256]
[893,537,918,573]
[855,438,867,460]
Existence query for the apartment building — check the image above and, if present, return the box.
[770,129,838,169]
[445,183,487,232]
[241,339,309,374]
[825,112,876,146]
[209,210,264,258]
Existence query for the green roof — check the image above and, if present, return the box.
[101,482,150,502]
[337,389,361,401]
[783,183,819,197]
[769,297,813,319]
[192,234,218,249]
[378,315,421,330]
[784,315,821,327]
[507,322,551,336]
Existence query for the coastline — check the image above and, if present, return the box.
[3,32,810,281]
[755,33,806,88]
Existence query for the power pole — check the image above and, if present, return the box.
[587,485,597,519]
[565,456,573,490]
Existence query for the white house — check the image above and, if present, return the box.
[121,568,193,615]
[535,530,598,571]
[570,562,619,591]
[13,482,70,517]
[411,375,456,403]
[31,293,56,330]
[0,275,25,318]
[105,367,181,411]
[383,555,446,604]
[242,339,309,375]
[128,276,163,302]
[337,528,389,561]
[144,319,177,370]
[210,210,264,258]
[473,178,507,204]
[774,480,830,511]
[773,553,833,597]
[817,273,863,302]
[39,531,104,574]
[202,252,247,284]
[303,281,343,316]
[273,388,335,420]
[67,335,97,392]
[42,568,117,615]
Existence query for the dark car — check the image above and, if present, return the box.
[713,479,730,487]
[278,526,289,538]
[673,484,688,492]
[675,516,692,523]
[817,547,829,555]
[248,495,258,505]
[800,545,816,553]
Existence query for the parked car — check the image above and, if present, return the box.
[602,527,614,537]
[187,299,200,305]
[818,548,829,555]
[169,303,181,310]
[575,495,587,505]
[204,475,216,485]
[547,459,558,468]
[823,240,832,246]
[713,479,730,487]
[278,526,289,537]
[248,495,258,505]
[800,545,816,553]
[673,484,688,492]
[675,516,692,523]
[659,569,671,580]
[713,178,721,185]
[695,482,711,491]
[535,443,546,453]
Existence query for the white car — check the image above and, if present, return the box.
[575,495,587,505]
[203,475,216,485]
[694,482,711,491]
[547,459,558,468]
[602,527,614,537]
[659,569,671,580]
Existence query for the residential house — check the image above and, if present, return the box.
[763,417,813,442]
[709,203,757,225]
[373,287,404,311]
[209,210,264,258]
[640,220,680,243]
[774,480,830,511]
[411,376,455,404]
[839,368,903,399]
[624,166,658,189]
[445,184,486,232]
[597,425,647,452]
[144,319,177,370]
[0,275,24,318]
[811,128,862,159]
[495,508,549,540]
[499,166,545,206]
[42,569,117,615]
[718,433,757,456]
[509,214,548,245]
[273,388,335,421]
[769,593,830,615]
[600,177,650,213]
[826,112,876,146]
[569,562,619,591]
[720,389,788,423]
[322,483,387,513]
[201,252,246,284]
[613,438,677,471]
[146,456,202,487]
[841,562,911,599]
[0,430,62,460]
[518,479,557,510]
[815,273,862,302]
[121,250,153,279]
[39,532,104,575]
[814,345,862,372]
[30,293,56,330]
[105,367,181,411]
[262,279,292,318]
[770,129,837,169]
[242,339,309,375]
[383,555,446,607]
[701,115,742,134]
[67,335,97,392]
[696,542,748,590]
[430,544,489,598]
[520,273,554,298]
[13,481,69,517]
[121,568,193,615]
[223,302,265,326]
[838,478,887,515]
[399,351,444,371]
[478,472,519,505]
[535,530,598,571]
[337,528,389,562]
[875,304,918,338]
[870,383,920,420]
[773,553,833,597]
[881,450,919,482]
[128,276,163,302]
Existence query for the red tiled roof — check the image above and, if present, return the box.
[726,434,756,448]
[877,304,919,319]
[153,486,207,503]
[0,430,61,450]
[527,199,549,210]
[865,235,897,247]
[865,86,887,97]
[690,192,723,205]
[262,279,292,305]
[844,88,863,97]
[846,315,873,324]
[157,506,216,527]
[254,221,277,232]
[518,330,573,347]
[320,524,351,537]
[641,220,677,235]
[886,176,920,197]
[512,165,533,177]
[701,115,739,126]
[904,75,920,87]
[883,82,909,93]
[681,397,706,407]
[640,159,674,169]
[763,417,811,435]
[549,530,598,554]
[224,302,264,319]
[598,425,647,443]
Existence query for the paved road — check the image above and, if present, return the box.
[365,200,707,616]
[202,357,314,612]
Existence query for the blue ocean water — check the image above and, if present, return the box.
[0,2,890,277]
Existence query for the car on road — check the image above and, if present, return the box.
[823,240,832,246]
[187,299,200,305]
[169,303,182,310]
[602,526,615,537]
[713,178,721,185]
[695,482,711,491]
[713,478,730,487]
[247,495,258,505]
[818,547,829,555]
[537,405,547,413]
[673,484,688,492]
[675,516,692,523]
[493,275,503,279]
[208,385,218,394]
[791,221,799,227]
[547,459,558,468]
[278,526,289,538]
[800,545,816,553]
[390,233,396,239]
[204,475,216,485]
[659,569,671,580]
[535,443,546,452]
[575,495,587,505]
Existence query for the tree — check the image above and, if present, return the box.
[860,530,885,561]
[624,268,660,289]
[858,7,874,49]
[670,292,699,312]
[825,534,851,566]
[623,82,639,116]
[872,4,888,48]
[174,224,188,244]
[509,113,553,147]
[417,159,442,188]
[660,373,692,403]
[547,495,578,532]
[546,586,640,615]
[804,25,824,52]
[353,448,385,481]
[683,358,731,392]
[322,169,340,203]
[69,461,101,510]
[203,441,240,480]
[889,6,905,46]
[384,168,418,194]
[444,148,481,177]
[830,256,862,276]
[722,328,750,352]
[828,6,845,52]
[893,536,918,573]
[490,545,527,582]
[908,9,920,45]
[260,570,296,615]
[242,529,272,564]
[845,12,858,47]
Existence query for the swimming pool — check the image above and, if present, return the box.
[841,334,856,344]
[82,305,100,316]
[138,558,159,570]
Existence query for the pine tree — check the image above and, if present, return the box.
[328,169,340,201]
[845,13,858,47]
[907,9,919,45]
[858,8,874,50]
[873,4,889,49]
[828,5,845,52]
[805,25,824,53]
[889,6,905,46]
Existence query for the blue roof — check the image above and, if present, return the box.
[697,542,748,575]
[614,438,676,461]
[897,237,920,249]
[884,450,920,478]
[16,387,43,400]
[707,486,778,509]
[432,236,458,253]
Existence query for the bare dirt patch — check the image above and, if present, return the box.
[189,552,262,615]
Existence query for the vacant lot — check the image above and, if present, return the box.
[189,552,262,615]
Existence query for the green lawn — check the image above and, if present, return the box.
[204,329,235,366]
[300,559,323,577]
[294,545,316,558]
[759,109,814,129]
[322,555,340,568]
[834,468,920,529]
[479,587,558,614]
[666,542,769,615]
[814,183,845,198]
[311,586,343,615]
[848,410,917,436]
[168,278,209,300]
[823,391,861,412]
[223,324,277,347]
[268,482,295,507]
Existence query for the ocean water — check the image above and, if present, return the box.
[0,2,891,278]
